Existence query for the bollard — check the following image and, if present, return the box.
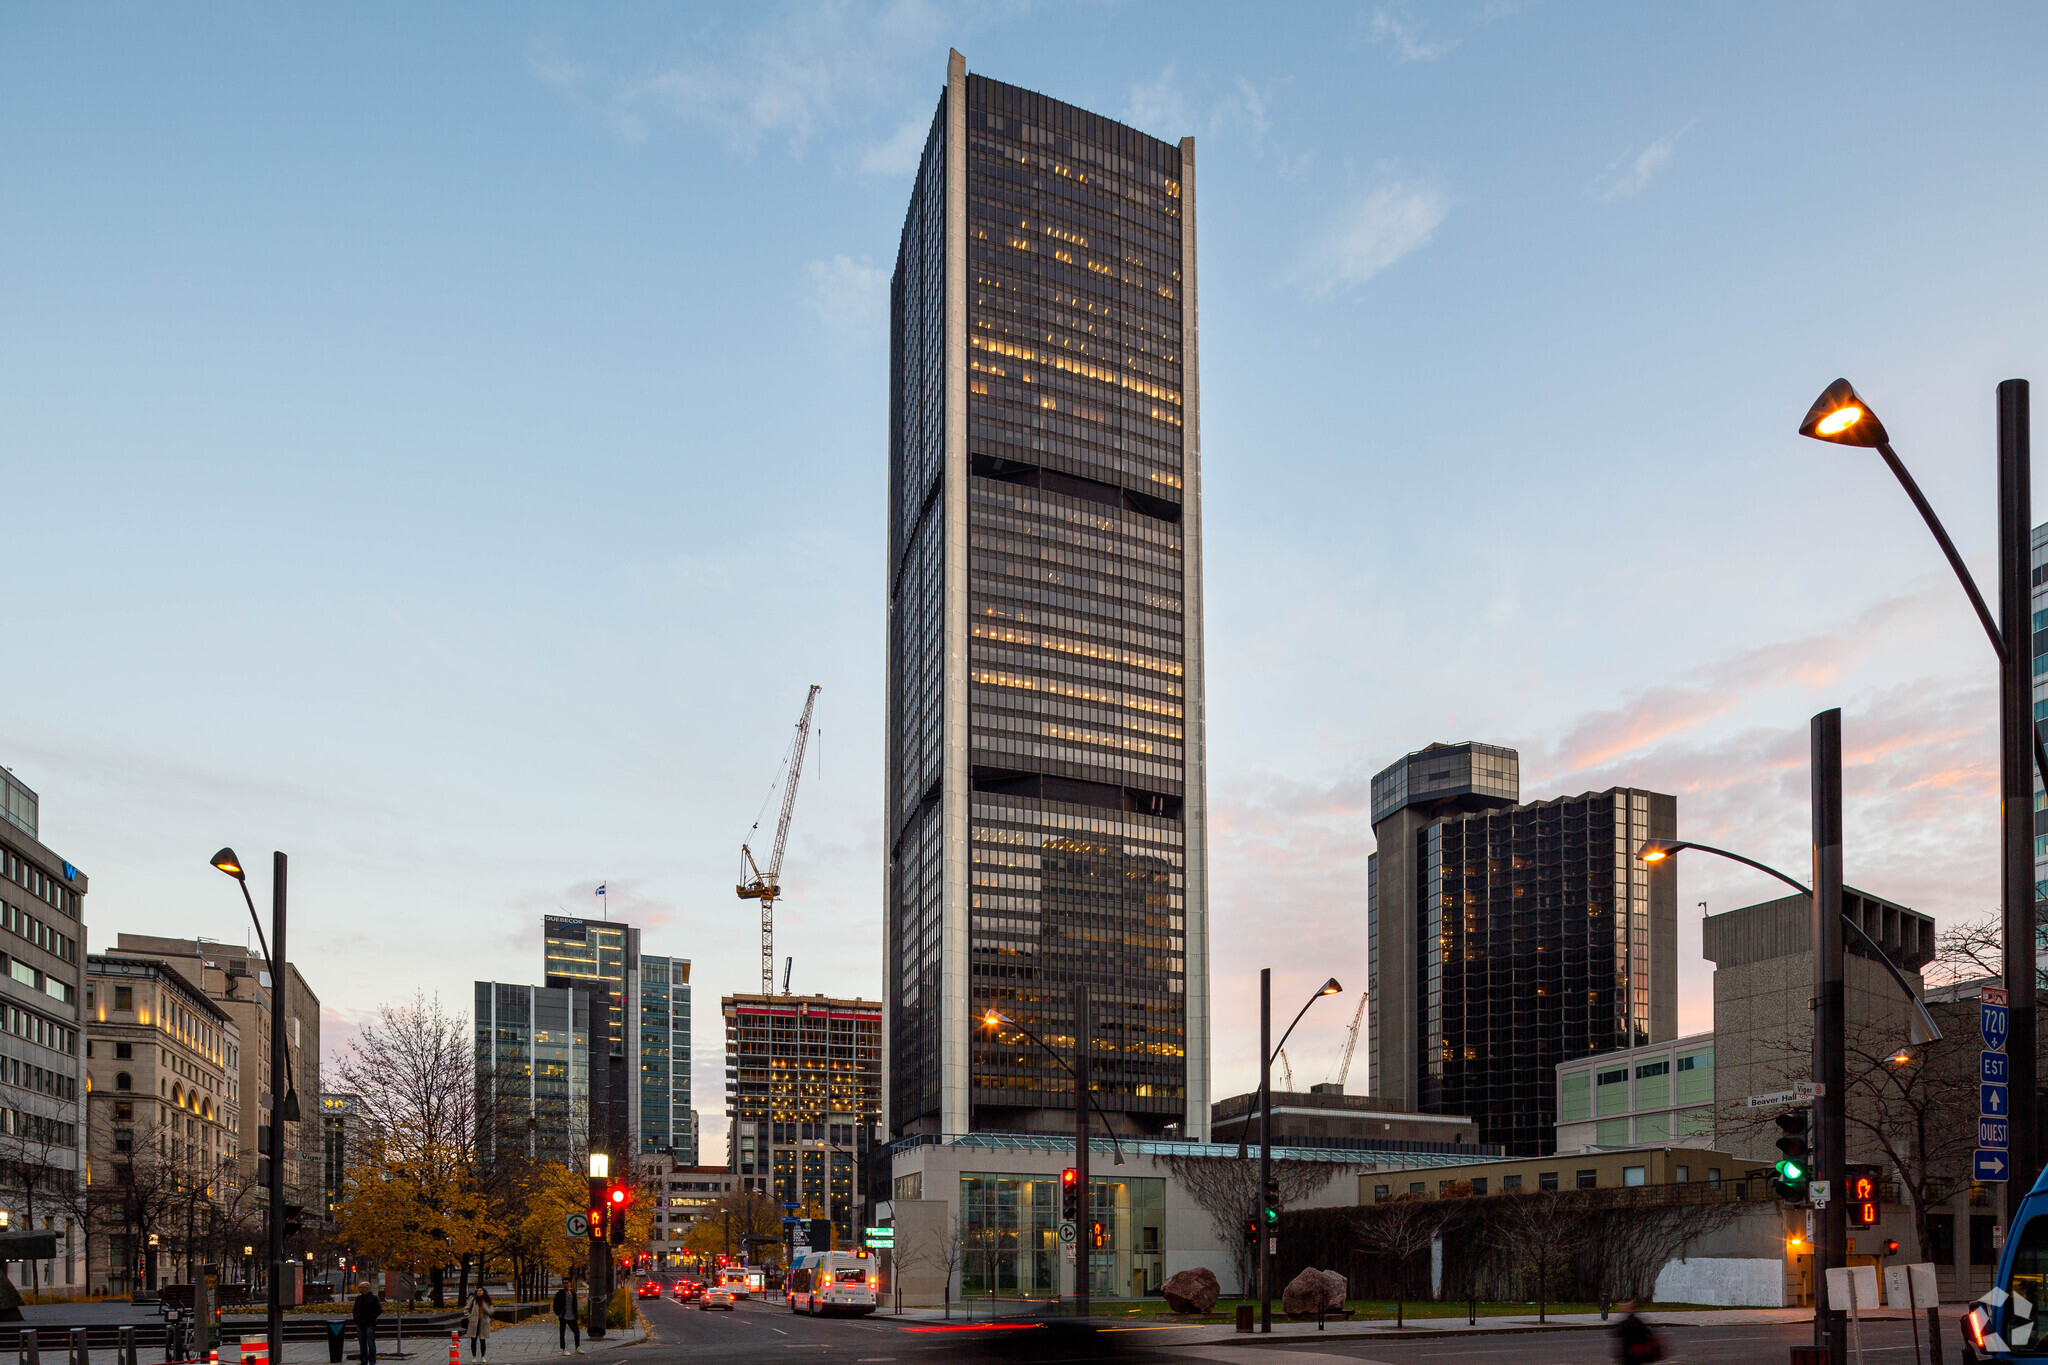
[71,1327,87,1365]
[1927,1305,1945,1365]
[118,1327,135,1365]
[237,1336,266,1365]
[448,1331,459,1365]
[24,1326,39,1365]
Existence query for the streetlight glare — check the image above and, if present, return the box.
[210,847,245,878]
[1318,978,1342,996]
[1816,405,1864,437]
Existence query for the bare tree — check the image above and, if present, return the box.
[1350,1195,1443,1327]
[897,1215,962,1319]
[1164,1155,1349,1297]
[1577,1187,1743,1306]
[1929,909,2005,988]
[0,1103,84,1290]
[1492,1189,1590,1322]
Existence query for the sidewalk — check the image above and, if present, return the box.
[268,1322,648,1365]
[871,1303,1970,1345]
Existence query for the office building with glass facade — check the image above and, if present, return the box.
[543,915,637,1155]
[724,993,881,1241]
[1367,742,1678,1156]
[885,49,1209,1144]
[473,981,592,1168]
[637,954,694,1163]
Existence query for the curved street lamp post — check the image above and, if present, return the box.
[1253,973,1341,1334]
[209,849,297,1365]
[1800,379,2039,1230]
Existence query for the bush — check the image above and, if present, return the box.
[604,1292,637,1330]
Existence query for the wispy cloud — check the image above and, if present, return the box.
[1304,181,1451,291]
[805,255,889,332]
[859,114,932,176]
[528,1,956,154]
[1369,8,1459,61]
[1591,119,1698,201]
[1122,64,1191,138]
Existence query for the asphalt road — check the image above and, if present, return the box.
[635,1296,1968,1365]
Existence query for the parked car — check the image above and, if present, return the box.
[699,1286,736,1312]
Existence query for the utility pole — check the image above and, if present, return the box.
[1073,981,1090,1322]
[1999,379,2038,1213]
[1812,711,1847,1365]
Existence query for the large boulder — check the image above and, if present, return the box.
[1161,1267,1220,1315]
[1281,1267,1347,1315]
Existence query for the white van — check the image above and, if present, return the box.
[784,1249,878,1316]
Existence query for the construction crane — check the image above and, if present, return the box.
[737,685,821,996]
[1332,989,1370,1090]
[1275,1048,1295,1093]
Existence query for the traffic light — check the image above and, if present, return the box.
[1845,1168,1880,1227]
[608,1185,629,1245]
[1262,1177,1281,1227]
[1241,1217,1258,1247]
[1089,1221,1105,1249]
[1060,1168,1079,1223]
[1884,1240,1901,1257]
[282,1204,306,1239]
[1771,1110,1811,1204]
[588,1204,607,1242]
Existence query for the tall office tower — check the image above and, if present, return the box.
[637,954,693,1160]
[473,981,593,1167]
[884,50,1209,1143]
[0,766,87,1290]
[1367,742,1677,1156]
[543,915,638,1155]
[723,993,881,1241]
[2032,522,2048,912]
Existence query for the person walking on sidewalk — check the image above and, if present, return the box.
[462,1286,494,1358]
[352,1282,384,1365]
[553,1278,582,1356]
[1613,1300,1666,1364]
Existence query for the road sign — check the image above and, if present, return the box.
[1057,1220,1077,1245]
[1748,1089,1801,1109]
[1982,1116,2011,1149]
[1985,1051,2011,1084]
[1984,986,2010,1006]
[1984,1083,2010,1117]
[1983,1003,2011,1051]
[565,1213,590,1239]
[1811,1180,1831,1207]
[1977,1149,2011,1182]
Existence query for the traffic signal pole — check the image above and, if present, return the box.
[1259,968,1272,1335]
[1813,710,1848,1365]
[1073,980,1090,1321]
[1997,380,2039,1213]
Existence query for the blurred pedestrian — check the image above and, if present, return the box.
[1614,1300,1665,1364]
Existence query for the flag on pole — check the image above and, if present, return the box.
[596,884,606,896]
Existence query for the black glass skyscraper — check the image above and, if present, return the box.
[1367,742,1677,1156]
[886,52,1210,1142]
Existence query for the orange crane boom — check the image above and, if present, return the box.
[737,685,820,996]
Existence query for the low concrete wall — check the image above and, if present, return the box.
[1654,1257,1784,1307]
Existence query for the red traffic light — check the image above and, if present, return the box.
[1885,1239,1901,1255]
[1061,1167,1077,1188]
[609,1186,628,1206]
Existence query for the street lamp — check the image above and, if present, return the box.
[209,847,293,1365]
[1250,974,1341,1334]
[979,1010,1125,1166]
[1799,376,2040,1226]
[1634,838,1940,1044]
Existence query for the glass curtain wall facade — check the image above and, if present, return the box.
[886,49,1209,1144]
[543,915,638,1154]
[958,1173,1163,1299]
[638,955,694,1162]
[1416,789,1675,1155]
[474,982,591,1168]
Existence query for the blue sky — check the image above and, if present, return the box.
[5,2,2047,1146]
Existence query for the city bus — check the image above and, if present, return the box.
[1968,1170,2048,1358]
[715,1265,763,1299]
[784,1250,878,1316]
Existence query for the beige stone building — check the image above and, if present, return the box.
[85,953,241,1291]
[106,937,321,1232]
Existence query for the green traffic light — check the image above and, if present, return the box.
[1263,1207,1278,1225]
[1774,1158,1807,1182]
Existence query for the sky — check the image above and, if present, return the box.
[5,2,2048,1154]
